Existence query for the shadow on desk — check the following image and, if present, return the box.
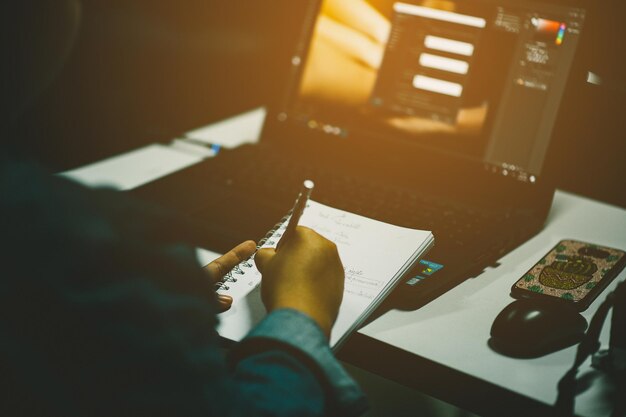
[338,334,557,417]
[344,363,479,417]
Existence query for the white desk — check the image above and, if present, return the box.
[357,191,626,417]
[63,109,626,417]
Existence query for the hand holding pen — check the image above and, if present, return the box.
[277,179,315,250]
[255,180,345,338]
[206,181,314,312]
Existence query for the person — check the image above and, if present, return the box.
[0,1,367,416]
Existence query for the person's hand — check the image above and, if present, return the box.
[203,240,257,313]
[255,227,345,338]
[300,0,390,106]
[322,0,390,47]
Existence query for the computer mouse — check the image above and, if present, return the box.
[489,299,588,358]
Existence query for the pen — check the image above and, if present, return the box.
[277,180,315,250]
[170,137,221,158]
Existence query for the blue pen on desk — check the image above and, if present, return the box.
[277,180,315,250]
[180,137,221,154]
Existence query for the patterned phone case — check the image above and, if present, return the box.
[512,239,626,311]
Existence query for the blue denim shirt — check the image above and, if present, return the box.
[233,309,368,416]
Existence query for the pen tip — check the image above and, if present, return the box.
[303,179,315,190]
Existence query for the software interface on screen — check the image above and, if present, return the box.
[291,0,585,182]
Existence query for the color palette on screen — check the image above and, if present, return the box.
[556,23,566,45]
[534,18,566,45]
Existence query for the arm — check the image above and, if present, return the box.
[0,163,365,417]
[231,309,367,417]
[206,229,367,416]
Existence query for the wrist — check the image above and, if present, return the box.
[268,301,333,339]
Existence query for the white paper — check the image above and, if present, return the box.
[184,107,266,149]
[60,144,202,190]
[216,200,433,349]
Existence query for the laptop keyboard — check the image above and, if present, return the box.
[207,151,514,250]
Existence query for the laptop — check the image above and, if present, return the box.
[134,0,588,308]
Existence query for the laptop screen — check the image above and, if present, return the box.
[280,0,586,183]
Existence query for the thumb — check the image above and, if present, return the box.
[255,248,276,273]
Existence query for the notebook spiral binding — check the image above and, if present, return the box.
[214,211,291,291]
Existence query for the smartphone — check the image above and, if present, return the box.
[511,239,626,311]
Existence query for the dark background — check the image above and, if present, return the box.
[7,0,626,208]
[8,1,306,168]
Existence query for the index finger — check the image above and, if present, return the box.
[323,0,391,45]
[204,240,257,283]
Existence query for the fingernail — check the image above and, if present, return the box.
[218,294,233,303]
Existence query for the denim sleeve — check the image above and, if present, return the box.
[229,309,368,417]
[0,162,368,417]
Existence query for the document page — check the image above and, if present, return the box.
[216,200,433,348]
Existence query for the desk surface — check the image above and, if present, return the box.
[355,190,626,417]
[63,108,626,417]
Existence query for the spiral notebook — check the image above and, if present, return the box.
[215,200,434,350]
